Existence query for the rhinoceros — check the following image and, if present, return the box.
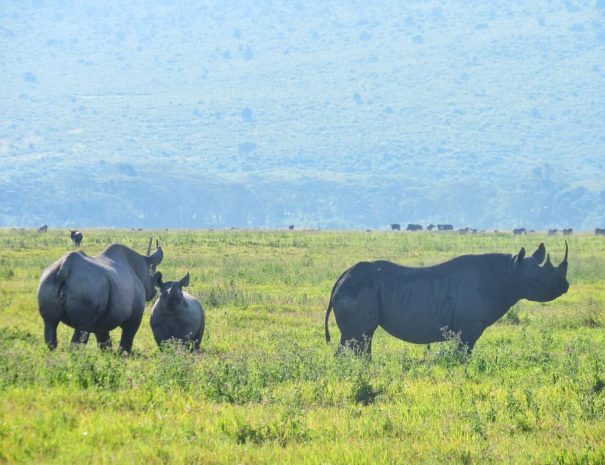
[324,242,569,355]
[150,272,205,350]
[38,238,163,352]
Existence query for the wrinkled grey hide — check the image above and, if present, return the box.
[150,272,205,350]
[325,242,569,355]
[38,240,163,352]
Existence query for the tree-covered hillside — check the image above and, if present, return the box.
[1,0,604,229]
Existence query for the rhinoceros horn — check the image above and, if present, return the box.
[146,237,153,256]
[558,241,568,275]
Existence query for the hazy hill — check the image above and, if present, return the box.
[1,0,604,229]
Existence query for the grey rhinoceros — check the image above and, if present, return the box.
[38,239,163,352]
[150,272,205,351]
[324,242,569,355]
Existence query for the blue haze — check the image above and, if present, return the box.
[1,0,604,229]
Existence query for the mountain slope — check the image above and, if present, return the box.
[1,0,604,228]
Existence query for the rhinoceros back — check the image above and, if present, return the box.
[38,252,111,329]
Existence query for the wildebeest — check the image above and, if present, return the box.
[427,224,436,231]
[406,224,423,232]
[289,225,295,231]
[38,224,48,233]
[513,228,527,235]
[458,227,478,235]
[548,229,558,236]
[70,229,83,247]
[390,223,401,231]
[562,228,573,236]
[596,228,605,236]
[37,238,163,352]
[150,272,205,351]
[437,224,453,231]
[324,242,569,356]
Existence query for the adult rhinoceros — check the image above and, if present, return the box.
[38,238,163,352]
[324,242,569,355]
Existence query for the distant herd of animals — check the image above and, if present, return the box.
[31,225,573,357]
[31,224,605,237]
[388,223,589,235]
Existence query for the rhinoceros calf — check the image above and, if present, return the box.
[150,273,205,351]
[325,242,569,355]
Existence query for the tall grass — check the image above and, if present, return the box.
[0,229,604,464]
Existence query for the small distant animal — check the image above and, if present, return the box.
[38,224,48,233]
[513,228,527,235]
[437,224,454,231]
[365,229,372,233]
[427,224,436,231]
[38,238,164,352]
[548,229,558,236]
[406,224,423,232]
[137,228,143,231]
[288,225,295,230]
[150,272,205,351]
[390,223,401,231]
[596,228,605,236]
[458,227,477,234]
[562,228,573,236]
[70,230,83,247]
[324,242,569,356]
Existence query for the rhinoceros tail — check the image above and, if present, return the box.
[324,299,333,343]
[55,260,71,305]
[325,267,351,343]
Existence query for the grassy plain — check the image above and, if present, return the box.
[0,229,604,464]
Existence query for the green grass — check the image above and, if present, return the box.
[1,229,604,464]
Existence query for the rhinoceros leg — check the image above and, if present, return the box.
[44,320,59,350]
[95,331,112,350]
[118,309,144,353]
[192,329,203,352]
[333,287,379,356]
[71,329,90,346]
[458,322,485,353]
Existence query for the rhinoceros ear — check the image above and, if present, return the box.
[153,272,164,289]
[515,247,526,264]
[178,272,190,288]
[532,242,546,263]
[147,246,163,266]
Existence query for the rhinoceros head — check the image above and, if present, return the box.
[156,272,190,308]
[512,241,569,302]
